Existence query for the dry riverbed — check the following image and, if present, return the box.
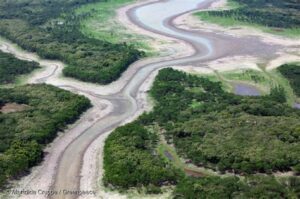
[1,0,299,199]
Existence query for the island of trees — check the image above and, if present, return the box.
[103,122,179,193]
[0,51,40,84]
[103,68,300,197]
[0,84,91,188]
[278,63,300,96]
[0,0,143,84]
[195,0,300,36]
[209,0,299,28]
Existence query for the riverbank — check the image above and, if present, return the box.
[1,0,299,198]
[193,0,300,38]
[0,37,114,199]
[78,0,155,55]
[174,0,300,47]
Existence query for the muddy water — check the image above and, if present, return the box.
[134,0,212,54]
[233,83,261,96]
[294,103,300,109]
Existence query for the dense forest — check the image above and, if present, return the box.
[103,122,180,193]
[0,51,40,84]
[148,68,300,174]
[202,0,300,29]
[174,175,300,198]
[104,68,300,197]
[278,63,300,96]
[0,0,143,84]
[0,84,91,188]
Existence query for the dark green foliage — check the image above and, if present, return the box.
[207,0,300,29]
[0,51,39,84]
[293,164,300,175]
[0,141,42,183]
[148,68,300,174]
[268,86,287,103]
[174,176,242,199]
[0,0,143,84]
[0,84,91,188]
[103,68,300,196]
[103,123,179,190]
[172,115,300,174]
[278,63,300,96]
[174,175,300,199]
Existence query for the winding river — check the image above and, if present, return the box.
[0,0,281,198]
[53,1,216,198]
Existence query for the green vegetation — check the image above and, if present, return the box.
[278,63,300,97]
[207,68,298,106]
[148,68,300,174]
[222,69,269,86]
[103,122,179,192]
[104,68,300,197]
[78,0,133,43]
[0,84,91,188]
[0,51,39,84]
[175,176,300,199]
[77,0,153,54]
[0,0,143,84]
[195,0,300,37]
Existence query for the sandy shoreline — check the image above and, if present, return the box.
[0,38,114,199]
[173,0,300,71]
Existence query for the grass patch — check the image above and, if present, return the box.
[267,70,298,106]
[277,63,300,97]
[77,0,154,55]
[198,68,299,106]
[221,69,270,93]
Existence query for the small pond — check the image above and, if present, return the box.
[233,83,261,96]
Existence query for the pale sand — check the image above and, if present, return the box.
[0,103,29,114]
[173,65,214,74]
[174,0,300,75]
[209,0,227,10]
[266,53,300,71]
[172,55,261,75]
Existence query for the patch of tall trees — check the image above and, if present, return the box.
[103,122,179,193]
[0,51,40,84]
[0,0,143,84]
[205,0,300,29]
[174,176,300,198]
[278,63,300,96]
[104,68,300,197]
[0,84,91,188]
[147,68,300,174]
